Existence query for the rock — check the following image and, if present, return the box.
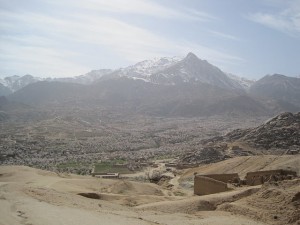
[222,112,299,150]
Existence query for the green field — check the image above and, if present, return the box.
[94,161,132,174]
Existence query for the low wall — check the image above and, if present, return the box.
[165,163,177,168]
[91,171,119,176]
[96,174,119,179]
[245,169,297,186]
[194,175,230,196]
[176,164,199,169]
[200,173,239,183]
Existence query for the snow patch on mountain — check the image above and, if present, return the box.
[118,56,182,78]
[0,75,42,92]
[227,73,255,89]
[1,53,256,93]
[52,69,112,84]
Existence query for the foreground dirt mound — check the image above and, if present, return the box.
[136,187,259,213]
[0,165,271,225]
[219,179,300,225]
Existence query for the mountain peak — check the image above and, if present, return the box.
[270,74,286,78]
[261,74,291,82]
[185,52,199,60]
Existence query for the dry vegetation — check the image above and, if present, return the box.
[1,104,299,225]
[0,110,266,174]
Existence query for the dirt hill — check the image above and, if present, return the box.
[181,112,300,165]
[181,155,300,181]
[1,156,299,225]
[1,165,270,225]
[224,112,300,150]
[220,179,300,225]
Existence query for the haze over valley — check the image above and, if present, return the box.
[1,1,300,224]
[1,52,300,225]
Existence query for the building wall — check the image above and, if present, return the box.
[91,172,119,177]
[165,163,177,168]
[176,164,199,169]
[200,173,239,183]
[194,175,229,196]
[245,169,297,185]
[98,174,119,179]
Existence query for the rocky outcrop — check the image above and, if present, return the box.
[225,112,300,149]
[181,145,226,164]
[180,112,300,165]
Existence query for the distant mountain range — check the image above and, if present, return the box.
[1,53,300,117]
[0,70,112,94]
[0,53,252,94]
[0,74,42,94]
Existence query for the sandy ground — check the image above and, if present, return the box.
[0,157,300,225]
[181,155,300,181]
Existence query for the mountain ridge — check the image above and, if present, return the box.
[2,53,300,118]
[2,54,299,96]
[0,53,251,94]
[249,74,300,108]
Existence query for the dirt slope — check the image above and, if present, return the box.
[219,179,300,225]
[181,155,300,181]
[0,165,269,225]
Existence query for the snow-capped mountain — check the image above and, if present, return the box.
[95,56,182,82]
[0,70,113,95]
[1,56,182,94]
[119,56,182,78]
[0,74,42,93]
[51,69,113,85]
[5,53,300,117]
[146,52,246,90]
[1,52,254,95]
[101,53,248,90]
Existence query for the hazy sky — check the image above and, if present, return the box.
[1,0,300,79]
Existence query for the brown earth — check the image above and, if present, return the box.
[181,155,300,181]
[1,156,299,225]
[219,179,300,225]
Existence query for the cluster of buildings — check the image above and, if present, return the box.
[194,169,297,195]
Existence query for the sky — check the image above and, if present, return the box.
[0,0,300,79]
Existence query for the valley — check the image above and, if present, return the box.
[0,111,266,174]
[2,0,300,223]
[1,52,300,225]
